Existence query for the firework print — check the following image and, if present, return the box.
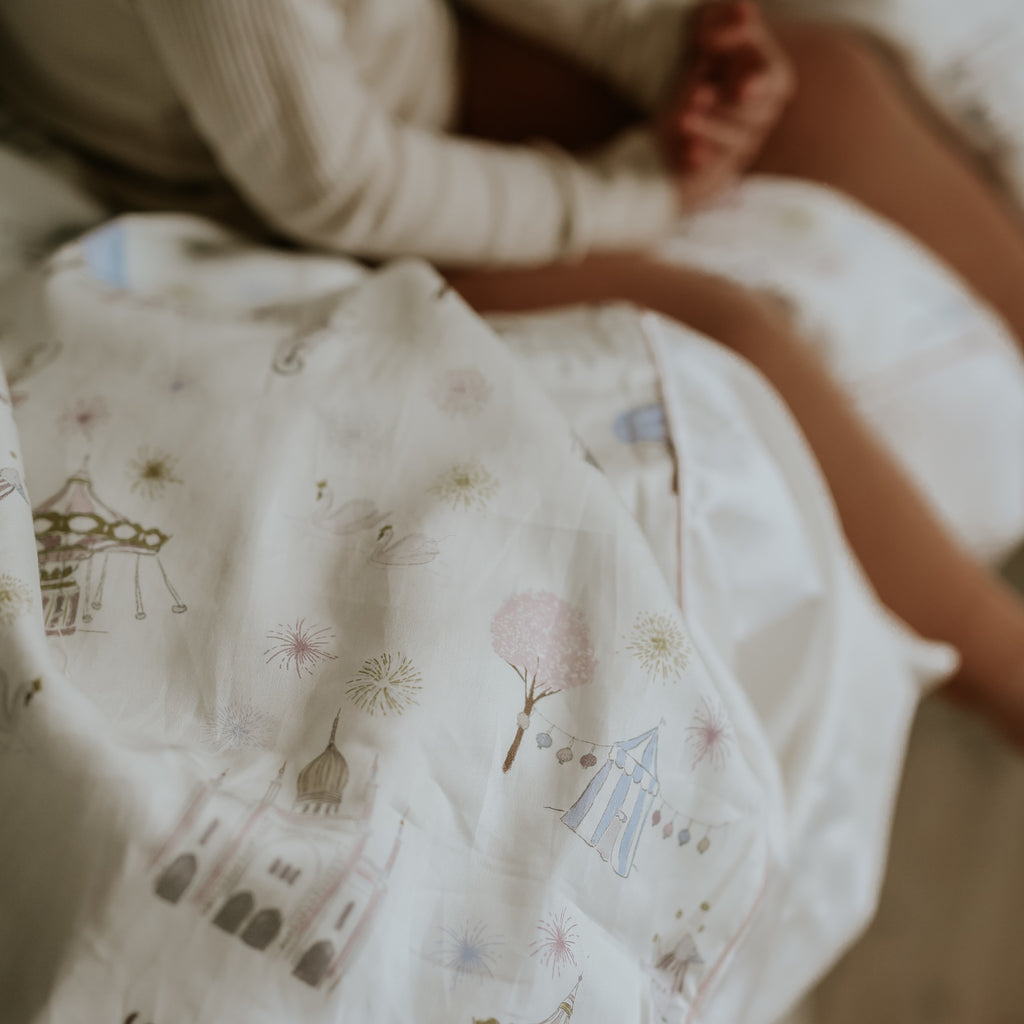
[201,696,273,752]
[530,909,579,979]
[624,611,691,684]
[128,446,183,500]
[430,920,503,989]
[430,367,493,417]
[0,574,32,626]
[59,397,109,440]
[429,461,498,512]
[264,619,338,678]
[685,697,733,770]
[345,652,422,716]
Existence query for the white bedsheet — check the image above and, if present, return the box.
[0,144,976,1022]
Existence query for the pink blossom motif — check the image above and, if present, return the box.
[59,397,108,440]
[685,696,733,770]
[530,909,579,978]
[491,591,597,773]
[431,367,493,417]
[264,619,338,678]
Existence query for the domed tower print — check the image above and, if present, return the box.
[148,715,402,998]
[32,463,186,635]
[295,712,348,814]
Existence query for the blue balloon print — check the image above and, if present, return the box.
[677,828,691,846]
[536,732,553,749]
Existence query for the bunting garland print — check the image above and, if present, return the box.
[516,707,733,873]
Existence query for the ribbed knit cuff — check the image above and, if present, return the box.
[545,129,681,260]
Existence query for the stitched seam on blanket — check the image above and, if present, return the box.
[638,311,686,614]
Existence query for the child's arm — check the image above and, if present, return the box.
[132,0,680,268]
[459,0,794,212]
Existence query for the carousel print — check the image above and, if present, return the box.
[560,727,660,879]
[33,464,186,635]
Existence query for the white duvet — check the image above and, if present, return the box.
[0,70,1022,1022]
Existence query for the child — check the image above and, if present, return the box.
[3,0,1024,739]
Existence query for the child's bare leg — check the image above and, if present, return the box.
[449,257,1024,736]
[449,12,1024,735]
[757,22,1024,343]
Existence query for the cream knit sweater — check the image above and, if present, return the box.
[0,0,694,266]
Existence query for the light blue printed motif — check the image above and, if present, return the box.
[561,727,659,878]
[613,404,666,444]
[81,222,127,288]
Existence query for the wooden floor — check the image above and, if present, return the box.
[798,549,1024,1024]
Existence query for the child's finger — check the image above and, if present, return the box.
[698,0,756,38]
[681,136,720,172]
[736,71,776,105]
[701,21,757,55]
[698,2,760,52]
[697,90,779,135]
[720,44,769,103]
[676,81,718,127]
[680,112,751,153]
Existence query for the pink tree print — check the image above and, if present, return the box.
[491,592,597,773]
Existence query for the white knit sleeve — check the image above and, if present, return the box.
[133,0,679,267]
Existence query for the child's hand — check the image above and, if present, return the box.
[656,0,795,206]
